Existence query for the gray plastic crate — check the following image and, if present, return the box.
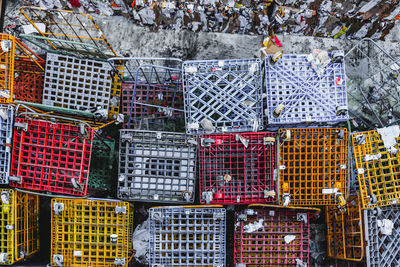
[0,105,13,184]
[364,205,400,267]
[265,52,348,125]
[183,59,263,134]
[149,206,226,267]
[43,53,113,117]
[118,130,196,203]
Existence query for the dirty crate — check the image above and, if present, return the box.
[0,34,16,103]
[278,128,347,206]
[264,52,348,125]
[149,206,226,266]
[51,198,134,267]
[326,194,364,261]
[42,53,113,119]
[198,132,277,205]
[183,59,263,134]
[0,189,39,265]
[9,117,94,196]
[118,130,196,203]
[0,105,13,184]
[88,136,115,192]
[13,59,45,103]
[364,204,400,267]
[110,58,184,130]
[234,205,310,266]
[352,127,400,209]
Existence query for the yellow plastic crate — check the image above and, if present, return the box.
[278,128,347,206]
[51,198,134,267]
[326,194,364,261]
[0,189,39,265]
[352,129,400,209]
[109,65,123,120]
[0,34,16,103]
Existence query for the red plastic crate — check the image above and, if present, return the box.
[121,82,184,128]
[198,132,277,204]
[234,206,310,266]
[9,117,94,196]
[13,59,44,103]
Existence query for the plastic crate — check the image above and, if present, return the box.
[109,65,123,120]
[43,53,113,119]
[198,132,277,205]
[352,128,400,209]
[0,189,39,265]
[0,105,13,184]
[149,206,226,266]
[265,52,348,125]
[278,128,347,206]
[118,130,196,203]
[326,194,364,261]
[0,34,16,103]
[51,198,134,267]
[364,204,400,267]
[112,58,184,130]
[88,136,115,192]
[234,205,310,266]
[9,117,94,196]
[183,59,263,134]
[13,59,45,103]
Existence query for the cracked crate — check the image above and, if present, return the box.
[234,205,310,266]
[0,189,39,265]
[149,206,226,267]
[278,128,347,206]
[183,59,263,134]
[43,53,113,119]
[118,130,196,203]
[9,117,94,196]
[265,52,348,125]
[364,205,400,267]
[88,136,115,192]
[13,59,44,103]
[198,132,277,205]
[115,58,184,130]
[51,198,134,267]
[352,128,400,209]
[326,194,364,261]
[0,105,13,184]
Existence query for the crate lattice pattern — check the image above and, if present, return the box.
[183,59,263,134]
[326,194,364,261]
[0,34,15,103]
[43,53,112,116]
[352,129,400,209]
[118,130,196,203]
[10,117,94,196]
[364,205,400,267]
[0,105,13,184]
[265,52,348,124]
[149,206,226,266]
[13,59,44,103]
[198,132,276,205]
[234,207,309,266]
[0,189,39,265]
[51,198,134,267]
[279,128,347,206]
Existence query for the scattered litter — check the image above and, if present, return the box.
[377,125,400,150]
[132,219,149,264]
[363,153,382,162]
[243,219,264,233]
[284,235,296,244]
[377,219,394,235]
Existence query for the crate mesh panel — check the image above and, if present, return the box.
[183,59,263,134]
[279,128,347,206]
[149,207,226,266]
[43,53,112,114]
[265,52,348,124]
[10,118,94,196]
[51,198,133,267]
[352,129,400,209]
[0,105,13,184]
[198,132,276,204]
[234,208,309,266]
[364,205,400,267]
[14,59,44,103]
[118,130,196,203]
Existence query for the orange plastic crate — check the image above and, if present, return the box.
[13,59,44,103]
[352,129,400,209]
[278,128,347,206]
[326,194,364,261]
